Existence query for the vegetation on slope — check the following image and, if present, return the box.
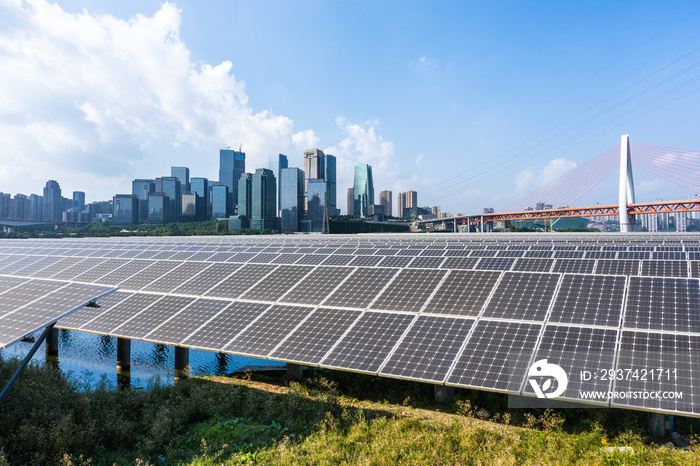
[0,357,698,465]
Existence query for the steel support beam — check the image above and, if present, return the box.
[0,322,56,404]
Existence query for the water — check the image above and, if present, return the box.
[1,329,284,389]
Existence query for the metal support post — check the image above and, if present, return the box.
[286,363,303,381]
[117,337,131,373]
[45,327,59,359]
[174,346,189,380]
[0,322,56,404]
[434,385,454,403]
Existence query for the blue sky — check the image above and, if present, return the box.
[1,0,699,214]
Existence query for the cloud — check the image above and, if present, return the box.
[0,1,318,201]
[415,154,423,166]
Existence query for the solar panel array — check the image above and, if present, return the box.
[0,275,115,348]
[2,232,700,417]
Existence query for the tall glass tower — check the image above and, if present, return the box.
[250,168,276,230]
[353,164,374,218]
[171,166,190,192]
[269,154,288,216]
[219,148,246,206]
[307,179,327,232]
[325,154,336,216]
[42,180,62,221]
[280,168,304,232]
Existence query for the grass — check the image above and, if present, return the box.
[1,356,700,465]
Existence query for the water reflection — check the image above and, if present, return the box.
[2,329,284,390]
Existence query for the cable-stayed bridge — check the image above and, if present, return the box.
[417,135,700,232]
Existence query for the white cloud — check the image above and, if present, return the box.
[0,0,319,201]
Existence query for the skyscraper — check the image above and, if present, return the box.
[353,164,374,218]
[307,179,327,233]
[190,177,209,219]
[148,193,168,223]
[237,173,253,218]
[379,190,393,217]
[280,168,304,233]
[161,176,181,222]
[72,191,85,213]
[219,148,246,206]
[171,166,190,192]
[42,180,62,221]
[250,168,277,230]
[29,194,43,221]
[211,185,229,219]
[269,154,288,216]
[303,149,325,190]
[397,191,417,218]
[132,179,155,223]
[325,154,337,216]
[346,187,354,216]
[113,195,139,224]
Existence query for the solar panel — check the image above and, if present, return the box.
[524,250,554,258]
[446,320,541,392]
[407,256,445,268]
[111,296,197,339]
[294,254,329,265]
[240,265,313,302]
[440,257,478,270]
[641,260,688,278]
[377,256,414,268]
[380,315,474,382]
[585,251,617,259]
[280,266,355,305]
[269,308,362,364]
[422,270,499,316]
[552,259,595,274]
[321,311,416,373]
[323,267,400,309]
[71,258,131,283]
[623,277,700,332]
[57,291,133,329]
[549,275,626,327]
[24,257,85,278]
[0,281,116,348]
[595,259,639,276]
[523,325,618,404]
[321,255,355,266]
[618,251,650,260]
[79,293,163,334]
[512,258,554,272]
[613,331,700,415]
[204,264,277,299]
[141,262,211,293]
[182,301,269,351]
[224,304,313,357]
[482,272,559,321]
[96,259,158,286]
[474,257,515,271]
[9,256,62,277]
[118,261,185,290]
[370,269,447,313]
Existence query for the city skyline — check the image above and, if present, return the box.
[1,1,700,214]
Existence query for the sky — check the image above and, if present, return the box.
[1,0,700,215]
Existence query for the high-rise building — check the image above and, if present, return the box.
[431,206,441,219]
[269,154,288,216]
[147,193,168,223]
[72,191,85,213]
[211,185,229,219]
[307,179,327,233]
[280,168,304,233]
[346,187,354,216]
[237,173,253,218]
[397,191,417,218]
[29,194,43,221]
[0,193,10,220]
[171,166,190,192]
[12,194,29,220]
[250,168,277,230]
[132,179,154,223]
[42,180,62,221]
[353,164,374,218]
[379,190,393,217]
[113,195,139,224]
[190,177,209,219]
[219,148,245,206]
[181,192,198,219]
[161,177,181,222]
[303,149,325,191]
[325,154,337,216]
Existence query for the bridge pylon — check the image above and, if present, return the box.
[619,134,636,232]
